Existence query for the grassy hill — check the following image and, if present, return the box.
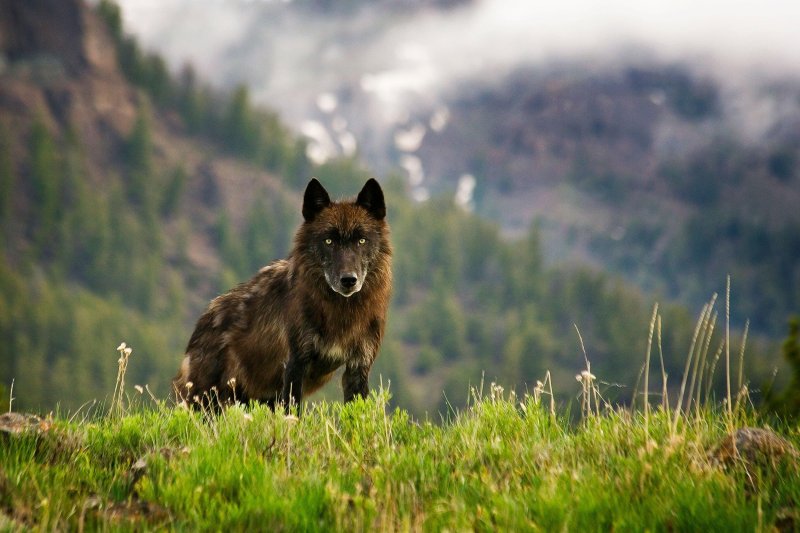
[1,3,797,530]
[4,297,798,530]
[1,390,798,531]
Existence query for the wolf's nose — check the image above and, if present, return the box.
[341,275,358,289]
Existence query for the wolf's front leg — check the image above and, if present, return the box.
[282,356,306,414]
[342,362,371,403]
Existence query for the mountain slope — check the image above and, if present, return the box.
[110,0,800,336]
[406,63,800,335]
[0,0,307,408]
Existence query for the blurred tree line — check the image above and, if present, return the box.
[0,112,776,416]
[583,138,800,338]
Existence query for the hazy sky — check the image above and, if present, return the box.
[115,0,800,218]
[117,0,800,145]
[118,0,800,75]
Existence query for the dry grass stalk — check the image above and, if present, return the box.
[643,303,659,441]
[110,342,133,418]
[725,275,733,430]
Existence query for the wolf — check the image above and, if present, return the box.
[174,178,392,412]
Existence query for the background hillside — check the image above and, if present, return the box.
[119,0,800,338]
[0,0,793,417]
[409,64,800,336]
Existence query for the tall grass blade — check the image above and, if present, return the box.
[703,342,724,406]
[656,315,673,433]
[684,298,714,417]
[673,296,715,433]
[735,319,750,417]
[692,311,717,419]
[644,303,658,444]
[725,275,733,429]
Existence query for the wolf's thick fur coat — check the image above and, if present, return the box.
[174,179,392,410]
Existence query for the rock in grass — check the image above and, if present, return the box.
[0,413,51,436]
[709,427,797,470]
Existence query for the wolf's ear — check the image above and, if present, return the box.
[302,178,331,221]
[356,178,386,220]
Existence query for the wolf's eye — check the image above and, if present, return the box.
[324,238,333,245]
[358,238,366,245]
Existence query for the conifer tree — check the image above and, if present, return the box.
[178,65,205,133]
[124,108,158,228]
[223,85,259,159]
[215,212,247,278]
[0,122,13,230]
[28,116,61,254]
[770,316,800,418]
[160,165,187,217]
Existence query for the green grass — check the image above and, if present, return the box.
[1,387,797,532]
[2,285,790,530]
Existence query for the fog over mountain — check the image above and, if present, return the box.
[118,2,800,100]
[114,0,800,231]
[117,0,800,146]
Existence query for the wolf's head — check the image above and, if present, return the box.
[299,178,388,298]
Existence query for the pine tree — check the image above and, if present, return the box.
[215,212,247,278]
[97,0,123,41]
[125,110,153,179]
[223,85,260,159]
[0,122,13,230]
[243,196,276,273]
[55,124,86,272]
[142,55,172,106]
[28,116,61,255]
[509,222,544,305]
[178,65,206,133]
[774,316,800,418]
[124,108,158,225]
[160,165,187,217]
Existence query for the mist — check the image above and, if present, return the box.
[118,0,800,96]
[117,0,800,170]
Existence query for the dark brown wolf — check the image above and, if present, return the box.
[174,178,392,412]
